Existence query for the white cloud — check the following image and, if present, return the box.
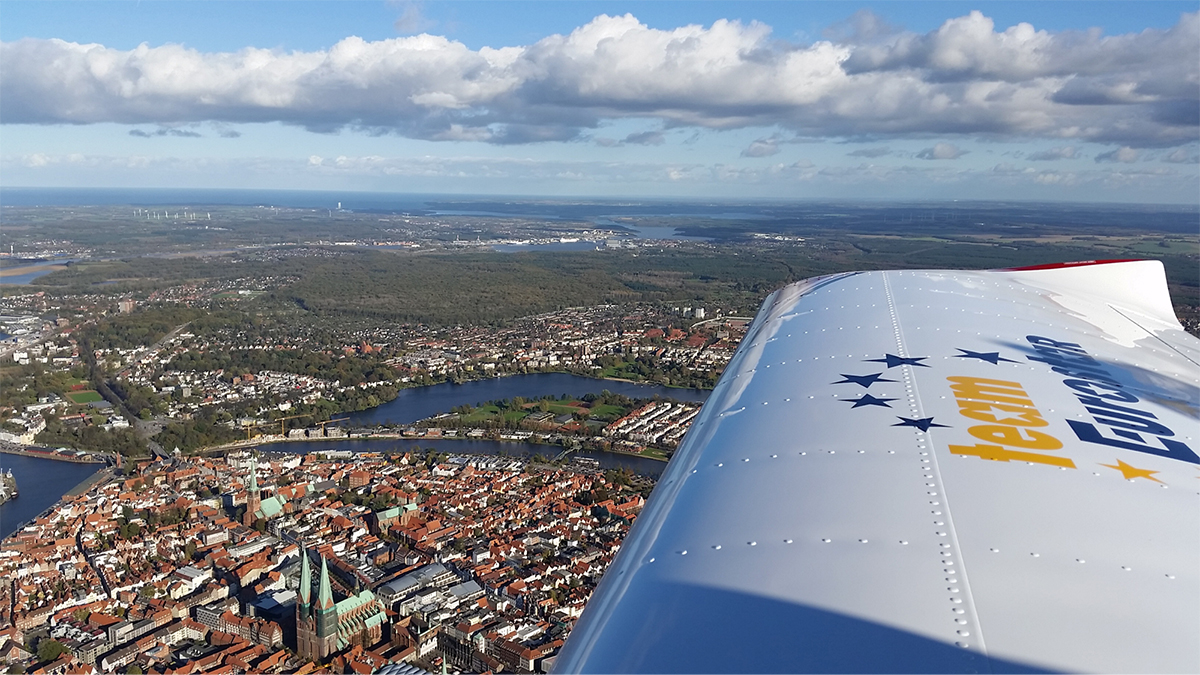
[846,146,891,158]
[1095,146,1140,163]
[1162,147,1199,163]
[1026,146,1080,161]
[623,130,666,146]
[916,142,967,160]
[741,136,782,157]
[1,11,1196,149]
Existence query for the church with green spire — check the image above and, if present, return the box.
[295,547,388,661]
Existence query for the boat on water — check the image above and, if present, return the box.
[0,468,17,505]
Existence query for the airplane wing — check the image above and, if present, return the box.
[555,259,1199,674]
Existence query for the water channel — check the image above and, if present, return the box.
[344,372,707,426]
[264,437,671,478]
[1,374,710,540]
[0,454,103,540]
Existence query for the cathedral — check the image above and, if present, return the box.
[295,547,388,661]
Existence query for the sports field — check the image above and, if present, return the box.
[66,390,104,404]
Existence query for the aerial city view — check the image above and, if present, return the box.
[0,1,1197,674]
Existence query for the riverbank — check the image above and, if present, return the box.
[344,371,707,428]
[0,453,105,540]
[0,445,107,464]
[200,431,672,463]
[64,467,114,498]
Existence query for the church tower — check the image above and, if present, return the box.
[313,555,339,657]
[243,457,260,526]
[295,547,315,659]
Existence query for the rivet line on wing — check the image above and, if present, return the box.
[883,272,989,657]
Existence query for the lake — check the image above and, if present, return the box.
[345,373,708,426]
[0,454,102,540]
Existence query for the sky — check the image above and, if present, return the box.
[1,1,1198,203]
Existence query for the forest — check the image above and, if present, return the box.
[29,229,1198,329]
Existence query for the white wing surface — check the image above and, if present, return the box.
[555,260,1199,674]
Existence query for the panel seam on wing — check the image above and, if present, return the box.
[885,271,992,664]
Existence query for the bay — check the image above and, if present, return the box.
[344,373,708,427]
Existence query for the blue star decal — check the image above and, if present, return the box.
[832,373,896,388]
[893,417,949,431]
[844,394,897,408]
[954,348,1017,365]
[866,354,930,368]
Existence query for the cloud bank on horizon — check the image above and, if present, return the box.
[3,10,1197,149]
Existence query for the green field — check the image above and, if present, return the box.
[66,390,104,404]
[586,404,625,420]
[459,405,528,424]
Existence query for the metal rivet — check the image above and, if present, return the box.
[859,539,868,543]
[900,540,908,545]
[1122,566,1132,571]
[957,630,971,637]
[678,550,687,555]
[1076,559,1085,564]
[783,539,793,544]
[712,545,721,550]
[1031,553,1040,557]
[748,541,757,546]
[822,538,831,543]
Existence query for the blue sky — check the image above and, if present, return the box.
[2,1,1197,202]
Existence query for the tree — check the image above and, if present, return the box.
[37,640,67,663]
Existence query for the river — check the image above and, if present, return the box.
[345,372,708,426]
[0,259,71,285]
[0,454,102,540]
[264,437,671,477]
[0,374,707,540]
